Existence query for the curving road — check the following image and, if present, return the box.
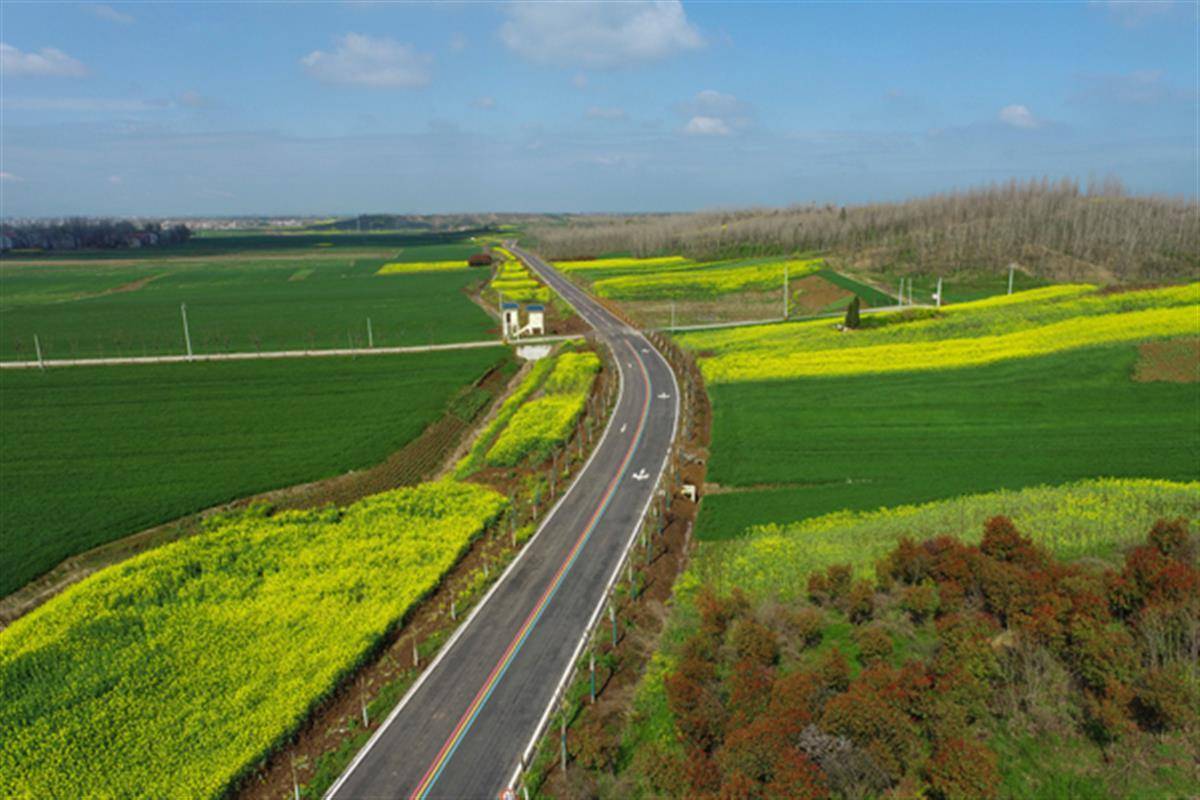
[325,247,679,799]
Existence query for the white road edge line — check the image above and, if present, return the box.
[324,257,627,800]
[504,249,681,794]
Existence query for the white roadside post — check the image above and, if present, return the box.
[1008,264,1015,295]
[34,334,44,370]
[897,278,904,306]
[936,277,943,308]
[367,317,374,348]
[180,303,193,360]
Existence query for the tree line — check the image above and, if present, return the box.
[1,219,192,252]
[530,178,1199,283]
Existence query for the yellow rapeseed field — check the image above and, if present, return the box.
[554,255,693,272]
[486,351,600,466]
[376,260,468,275]
[592,258,823,300]
[681,283,1200,382]
[0,481,506,799]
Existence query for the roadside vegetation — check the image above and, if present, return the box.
[600,482,1200,800]
[486,351,600,466]
[456,346,600,476]
[0,481,507,799]
[0,348,507,596]
[610,511,1199,799]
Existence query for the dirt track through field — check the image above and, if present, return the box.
[0,335,583,369]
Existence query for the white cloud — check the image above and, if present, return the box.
[572,73,589,90]
[0,43,88,78]
[998,104,1039,129]
[301,34,431,88]
[688,89,742,116]
[449,32,467,52]
[499,1,704,68]
[0,172,24,182]
[678,90,750,135]
[586,106,627,121]
[683,115,731,136]
[471,95,496,110]
[107,175,123,185]
[85,4,135,24]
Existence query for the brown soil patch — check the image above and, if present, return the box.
[108,273,165,294]
[1134,337,1200,383]
[620,291,783,329]
[48,272,168,305]
[790,273,852,313]
[1099,282,1172,296]
[548,307,592,337]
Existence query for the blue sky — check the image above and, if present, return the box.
[1,1,1196,216]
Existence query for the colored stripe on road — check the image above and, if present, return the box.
[409,339,652,800]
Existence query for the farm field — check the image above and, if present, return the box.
[0,232,495,360]
[615,480,1200,800]
[0,480,507,799]
[676,284,1200,539]
[455,345,600,476]
[0,348,507,595]
[485,350,599,466]
[868,266,1049,304]
[552,254,892,327]
[489,247,552,304]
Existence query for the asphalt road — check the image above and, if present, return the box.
[325,247,679,800]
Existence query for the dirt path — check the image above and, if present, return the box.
[0,335,582,370]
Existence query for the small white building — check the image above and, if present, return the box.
[501,302,545,339]
[501,302,520,339]
[524,304,546,337]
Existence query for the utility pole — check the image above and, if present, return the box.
[367,318,374,348]
[180,303,193,360]
[897,279,904,307]
[783,263,789,319]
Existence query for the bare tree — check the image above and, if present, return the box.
[529,178,1199,284]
